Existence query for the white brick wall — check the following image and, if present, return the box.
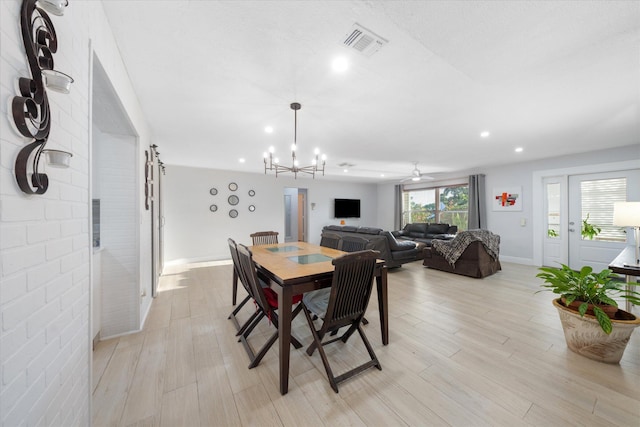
[1,1,153,425]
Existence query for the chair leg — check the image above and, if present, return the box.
[302,306,338,392]
[235,309,260,337]
[246,331,279,369]
[228,294,251,330]
[232,269,239,305]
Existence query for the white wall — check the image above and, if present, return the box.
[163,166,379,263]
[0,1,153,425]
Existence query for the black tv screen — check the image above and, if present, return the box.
[334,198,361,218]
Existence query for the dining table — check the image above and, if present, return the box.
[249,241,389,395]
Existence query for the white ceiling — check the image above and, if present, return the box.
[100,0,640,182]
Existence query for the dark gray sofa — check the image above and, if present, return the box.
[321,225,424,268]
[392,223,457,246]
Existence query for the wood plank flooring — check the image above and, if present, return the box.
[92,260,640,426]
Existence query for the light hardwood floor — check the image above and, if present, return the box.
[92,260,640,426]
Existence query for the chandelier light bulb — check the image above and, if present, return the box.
[263,152,268,158]
[312,159,317,165]
[269,146,275,153]
[294,159,299,167]
[291,144,297,152]
[321,154,327,161]
[274,157,280,164]
[314,148,320,155]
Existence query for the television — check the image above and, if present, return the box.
[334,198,361,218]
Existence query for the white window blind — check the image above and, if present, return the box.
[580,178,627,241]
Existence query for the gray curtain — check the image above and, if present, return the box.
[468,174,486,230]
[394,184,402,230]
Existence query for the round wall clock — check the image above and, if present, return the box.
[228,182,238,191]
[228,195,239,205]
[248,205,256,212]
[229,209,238,218]
[209,204,217,212]
[248,190,255,197]
[209,188,218,195]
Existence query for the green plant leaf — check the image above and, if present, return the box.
[578,302,588,317]
[593,306,612,334]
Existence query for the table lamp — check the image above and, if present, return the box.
[613,201,640,267]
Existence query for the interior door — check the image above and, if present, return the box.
[542,177,567,267]
[284,188,298,242]
[568,170,640,271]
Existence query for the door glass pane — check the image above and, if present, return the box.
[546,182,560,238]
[580,178,626,242]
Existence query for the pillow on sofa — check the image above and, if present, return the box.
[325,225,343,231]
[357,227,383,235]
[426,223,450,234]
[383,231,417,251]
[404,223,427,234]
[341,226,358,232]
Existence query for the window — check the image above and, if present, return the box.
[402,184,469,231]
[580,178,626,242]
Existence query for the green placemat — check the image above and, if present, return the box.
[288,254,333,264]
[266,246,303,253]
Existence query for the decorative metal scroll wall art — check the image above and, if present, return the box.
[11,0,73,195]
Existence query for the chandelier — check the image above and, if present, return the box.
[263,102,326,178]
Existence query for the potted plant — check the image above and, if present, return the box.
[537,263,640,363]
[581,213,601,240]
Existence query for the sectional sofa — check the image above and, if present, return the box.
[321,225,424,268]
[392,223,458,246]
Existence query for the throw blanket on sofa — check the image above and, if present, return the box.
[431,230,500,266]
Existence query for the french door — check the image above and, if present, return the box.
[567,170,640,271]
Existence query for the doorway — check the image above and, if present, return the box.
[91,54,140,341]
[284,188,307,242]
[539,167,640,270]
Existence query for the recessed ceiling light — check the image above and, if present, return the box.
[239,158,245,163]
[343,169,349,173]
[480,131,490,138]
[264,126,274,133]
[380,174,385,177]
[515,147,523,153]
[332,57,348,72]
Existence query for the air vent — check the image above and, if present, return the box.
[342,23,388,57]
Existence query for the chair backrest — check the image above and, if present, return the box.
[250,231,279,245]
[324,250,379,328]
[228,238,252,296]
[236,243,271,313]
[320,232,341,249]
[338,235,369,252]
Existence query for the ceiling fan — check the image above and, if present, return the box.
[401,162,434,182]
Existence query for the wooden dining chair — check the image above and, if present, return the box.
[320,232,341,249]
[250,231,279,245]
[236,243,304,369]
[336,235,371,326]
[301,250,382,392]
[227,238,261,336]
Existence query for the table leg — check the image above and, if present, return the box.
[376,266,389,345]
[232,269,238,306]
[278,285,293,395]
[626,274,634,313]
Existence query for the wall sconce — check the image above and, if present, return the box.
[43,149,72,167]
[11,0,73,195]
[36,0,68,16]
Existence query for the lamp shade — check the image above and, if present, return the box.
[613,202,640,227]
